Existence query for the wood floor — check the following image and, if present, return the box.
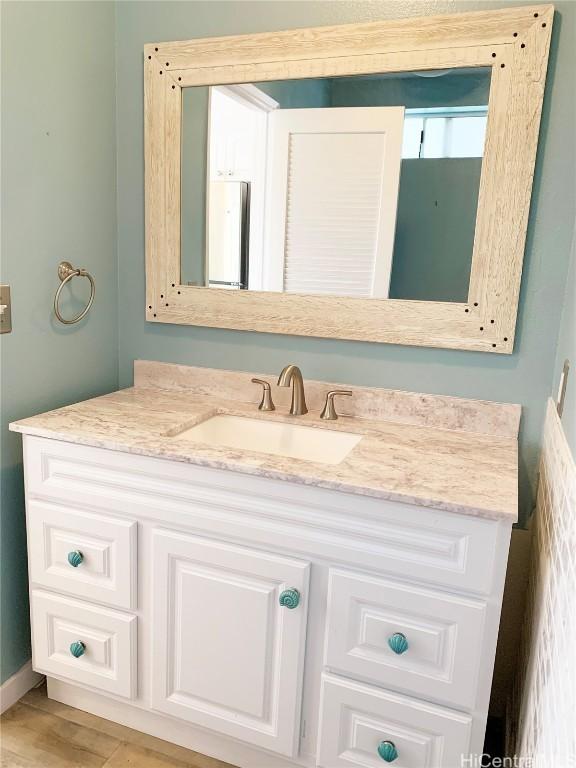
[0,682,237,768]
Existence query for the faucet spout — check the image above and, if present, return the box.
[277,365,308,416]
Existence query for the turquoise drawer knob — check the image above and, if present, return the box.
[67,550,84,568]
[378,741,398,763]
[279,588,300,609]
[387,632,408,655]
[69,641,86,658]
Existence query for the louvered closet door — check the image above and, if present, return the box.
[264,107,404,297]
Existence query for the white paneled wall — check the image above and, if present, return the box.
[515,399,576,767]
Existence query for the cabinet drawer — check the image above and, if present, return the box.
[317,673,472,768]
[27,501,136,609]
[324,569,486,709]
[31,590,137,699]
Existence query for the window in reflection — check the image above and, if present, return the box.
[402,107,488,159]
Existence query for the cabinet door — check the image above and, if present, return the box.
[150,529,310,757]
[31,590,136,699]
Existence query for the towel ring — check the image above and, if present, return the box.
[54,261,95,325]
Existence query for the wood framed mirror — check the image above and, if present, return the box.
[144,4,553,353]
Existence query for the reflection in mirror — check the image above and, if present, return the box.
[181,68,491,302]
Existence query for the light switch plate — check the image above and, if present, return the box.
[0,285,12,333]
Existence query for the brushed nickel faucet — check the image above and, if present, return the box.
[251,378,275,411]
[320,390,353,420]
[277,365,308,415]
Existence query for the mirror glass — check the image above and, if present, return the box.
[181,67,491,302]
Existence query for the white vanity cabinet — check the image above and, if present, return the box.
[22,434,513,768]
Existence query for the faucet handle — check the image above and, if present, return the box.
[320,390,352,421]
[251,378,275,412]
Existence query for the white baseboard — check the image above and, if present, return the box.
[0,661,44,714]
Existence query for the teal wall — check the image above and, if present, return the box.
[181,87,209,286]
[0,1,118,684]
[329,68,491,109]
[390,158,482,302]
[116,0,575,528]
[258,78,331,109]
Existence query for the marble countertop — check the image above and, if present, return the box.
[10,362,519,521]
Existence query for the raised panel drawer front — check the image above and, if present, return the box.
[27,500,136,609]
[317,673,472,768]
[325,569,487,709]
[25,436,504,595]
[151,528,310,757]
[31,590,136,699]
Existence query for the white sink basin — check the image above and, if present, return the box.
[172,414,362,465]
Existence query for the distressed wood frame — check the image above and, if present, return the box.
[144,4,553,353]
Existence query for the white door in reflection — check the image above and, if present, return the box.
[263,106,404,297]
[206,85,278,290]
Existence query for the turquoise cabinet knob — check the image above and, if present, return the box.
[69,641,86,658]
[67,550,84,568]
[279,588,300,609]
[378,741,398,763]
[387,632,408,655]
